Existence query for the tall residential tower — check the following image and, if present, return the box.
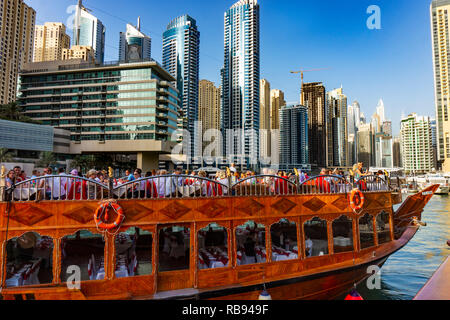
[119,17,151,62]
[222,0,260,166]
[0,0,35,104]
[163,15,200,158]
[33,22,70,62]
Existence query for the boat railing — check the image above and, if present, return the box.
[3,175,110,202]
[356,175,390,192]
[299,175,352,194]
[112,175,229,199]
[1,173,394,202]
[231,175,298,196]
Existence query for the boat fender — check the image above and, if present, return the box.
[94,201,125,230]
[349,189,365,212]
[259,290,272,300]
[345,288,364,300]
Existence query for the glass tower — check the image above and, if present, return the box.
[119,17,151,62]
[73,0,106,63]
[222,0,260,167]
[162,15,200,158]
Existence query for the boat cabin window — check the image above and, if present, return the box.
[61,230,104,282]
[332,216,354,253]
[198,223,229,269]
[359,214,375,249]
[303,217,329,257]
[270,219,299,261]
[235,221,266,266]
[158,226,190,272]
[5,232,53,288]
[376,211,392,244]
[115,228,153,278]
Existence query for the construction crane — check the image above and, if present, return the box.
[290,68,331,105]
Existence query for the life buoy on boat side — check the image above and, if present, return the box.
[349,189,365,211]
[94,201,125,230]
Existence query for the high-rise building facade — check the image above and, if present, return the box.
[347,101,361,165]
[33,22,70,62]
[62,45,95,62]
[0,0,35,104]
[431,118,438,169]
[280,105,309,170]
[73,0,106,63]
[270,89,285,130]
[222,0,260,166]
[163,15,200,158]
[327,87,349,167]
[401,113,434,174]
[430,0,450,172]
[393,136,402,168]
[198,80,221,156]
[358,123,374,168]
[302,82,327,168]
[260,79,271,160]
[119,18,151,62]
[18,60,180,171]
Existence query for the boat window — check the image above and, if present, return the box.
[158,226,190,272]
[270,219,299,261]
[61,230,104,282]
[376,211,391,244]
[114,228,153,278]
[304,217,329,257]
[198,223,229,270]
[332,216,354,253]
[359,214,375,249]
[5,232,53,288]
[235,221,266,266]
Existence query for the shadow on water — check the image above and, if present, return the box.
[337,195,450,300]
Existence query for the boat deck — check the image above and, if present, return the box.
[414,256,450,300]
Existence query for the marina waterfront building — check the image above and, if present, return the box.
[358,123,375,168]
[73,0,105,63]
[0,0,35,104]
[327,87,349,167]
[222,0,260,167]
[17,59,180,172]
[33,22,70,62]
[119,18,151,63]
[270,89,285,130]
[260,79,271,160]
[198,80,221,156]
[279,105,309,170]
[62,45,95,63]
[401,113,434,174]
[302,82,327,168]
[162,15,200,158]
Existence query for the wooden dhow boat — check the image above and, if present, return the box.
[0,169,438,300]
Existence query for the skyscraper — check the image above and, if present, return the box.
[270,89,285,130]
[222,0,260,167]
[73,0,106,63]
[119,17,151,62]
[33,22,70,62]
[260,79,271,160]
[302,82,327,168]
[401,113,434,174]
[0,0,35,104]
[347,101,361,165]
[199,80,221,156]
[280,105,309,169]
[327,87,349,167]
[431,0,450,172]
[358,123,375,168]
[163,15,200,158]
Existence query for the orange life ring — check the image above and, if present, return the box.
[349,189,365,211]
[94,201,125,230]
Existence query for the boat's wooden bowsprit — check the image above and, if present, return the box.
[0,175,437,300]
[414,256,450,300]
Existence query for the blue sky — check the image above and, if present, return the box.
[26,0,435,135]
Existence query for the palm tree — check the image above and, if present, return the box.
[0,148,13,163]
[37,151,57,168]
[0,102,41,124]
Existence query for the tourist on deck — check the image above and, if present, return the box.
[13,166,23,183]
[52,168,67,200]
[86,169,99,199]
[5,170,14,188]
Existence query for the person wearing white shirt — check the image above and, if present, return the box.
[52,168,68,200]
[305,237,313,257]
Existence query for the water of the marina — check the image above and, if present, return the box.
[340,195,450,300]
